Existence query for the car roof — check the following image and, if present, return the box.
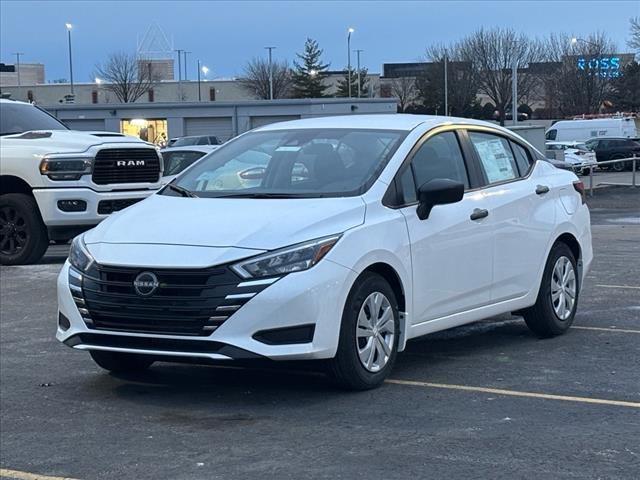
[160,145,218,153]
[254,114,501,132]
[0,98,31,105]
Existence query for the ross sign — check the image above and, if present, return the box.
[576,57,621,78]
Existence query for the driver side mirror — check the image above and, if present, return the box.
[416,178,465,220]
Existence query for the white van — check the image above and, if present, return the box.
[545,118,638,142]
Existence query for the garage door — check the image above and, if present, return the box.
[184,117,233,141]
[62,119,106,131]
[250,115,300,129]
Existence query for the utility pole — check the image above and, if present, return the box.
[265,46,276,100]
[174,49,183,101]
[347,27,354,98]
[13,52,24,99]
[444,52,448,116]
[355,49,363,98]
[65,23,74,94]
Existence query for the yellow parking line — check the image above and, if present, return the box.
[572,325,640,334]
[0,469,79,480]
[386,379,640,409]
[595,284,640,290]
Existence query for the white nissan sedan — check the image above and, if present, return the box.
[57,115,593,390]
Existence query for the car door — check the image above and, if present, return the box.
[394,130,494,323]
[466,130,557,302]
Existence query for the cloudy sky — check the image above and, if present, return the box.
[1,0,638,82]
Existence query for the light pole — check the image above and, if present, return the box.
[265,46,276,100]
[347,27,354,98]
[174,49,183,101]
[355,49,363,98]
[197,60,202,101]
[443,51,448,116]
[183,51,191,81]
[571,37,599,48]
[65,23,74,94]
[200,65,209,101]
[13,52,24,99]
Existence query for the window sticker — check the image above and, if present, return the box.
[475,139,516,183]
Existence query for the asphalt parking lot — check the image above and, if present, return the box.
[1,187,638,480]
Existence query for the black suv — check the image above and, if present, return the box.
[585,137,640,172]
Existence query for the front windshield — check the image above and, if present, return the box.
[0,103,68,135]
[169,128,406,198]
[172,137,200,147]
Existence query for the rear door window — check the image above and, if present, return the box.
[468,132,519,184]
[546,129,557,140]
[510,141,534,176]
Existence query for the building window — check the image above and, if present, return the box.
[209,87,216,101]
[148,89,155,102]
[27,90,34,102]
[91,90,98,104]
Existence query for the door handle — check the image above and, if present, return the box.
[470,208,489,221]
[536,185,550,195]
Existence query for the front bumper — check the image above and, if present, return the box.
[33,188,158,227]
[56,259,357,361]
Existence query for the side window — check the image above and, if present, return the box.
[411,131,469,189]
[546,129,557,140]
[398,166,417,204]
[469,132,519,184]
[510,141,534,176]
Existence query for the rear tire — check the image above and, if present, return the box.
[522,242,579,337]
[89,350,155,373]
[610,154,626,172]
[326,272,400,390]
[0,193,49,265]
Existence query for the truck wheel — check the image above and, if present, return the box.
[89,350,154,373]
[0,194,49,265]
[327,272,400,390]
[611,154,626,172]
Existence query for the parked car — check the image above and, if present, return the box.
[160,145,218,182]
[545,141,598,174]
[0,99,163,265]
[168,135,221,147]
[57,115,592,390]
[545,117,638,142]
[584,137,640,172]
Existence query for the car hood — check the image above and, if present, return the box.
[1,130,151,155]
[84,193,366,250]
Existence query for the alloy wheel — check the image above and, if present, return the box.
[550,256,576,321]
[356,291,395,372]
[0,206,29,256]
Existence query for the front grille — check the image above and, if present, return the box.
[92,148,161,185]
[68,264,274,336]
[97,198,143,215]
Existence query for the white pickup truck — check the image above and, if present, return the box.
[0,99,163,265]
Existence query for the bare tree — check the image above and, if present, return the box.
[238,57,293,100]
[459,28,542,125]
[541,33,617,117]
[94,52,159,103]
[388,76,417,112]
[629,17,640,53]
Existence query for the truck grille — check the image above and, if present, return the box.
[92,148,161,185]
[97,198,143,215]
[68,264,274,336]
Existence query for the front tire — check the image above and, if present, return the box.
[610,154,627,172]
[522,242,579,337]
[327,272,400,390]
[0,193,49,265]
[89,350,155,373]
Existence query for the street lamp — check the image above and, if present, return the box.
[13,52,24,99]
[347,27,354,98]
[309,69,318,77]
[197,61,210,101]
[265,46,276,100]
[443,50,448,116]
[571,37,599,48]
[95,77,102,84]
[65,23,74,94]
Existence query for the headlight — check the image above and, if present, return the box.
[40,156,92,180]
[231,235,341,279]
[69,234,95,273]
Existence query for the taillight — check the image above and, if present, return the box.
[573,181,586,204]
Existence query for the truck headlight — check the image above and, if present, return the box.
[40,156,92,180]
[69,234,95,273]
[231,235,341,279]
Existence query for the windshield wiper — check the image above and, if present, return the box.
[211,192,318,199]
[164,184,199,198]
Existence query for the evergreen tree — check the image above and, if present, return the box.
[611,61,640,111]
[292,38,330,98]
[335,68,370,97]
